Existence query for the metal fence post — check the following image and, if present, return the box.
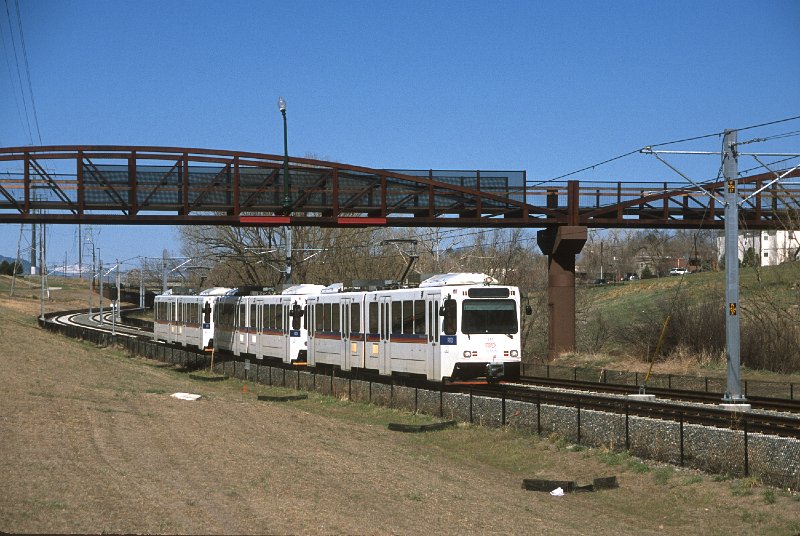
[679,413,684,466]
[625,402,630,449]
[501,387,506,426]
[744,417,749,477]
[469,389,473,424]
[536,393,541,435]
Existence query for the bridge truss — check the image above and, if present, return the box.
[1,145,798,228]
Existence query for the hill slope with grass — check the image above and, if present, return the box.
[524,262,800,378]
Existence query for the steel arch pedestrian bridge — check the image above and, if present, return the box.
[0,145,798,228]
[2,145,799,358]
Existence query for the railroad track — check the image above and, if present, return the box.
[42,308,800,440]
[512,376,800,414]
[49,309,152,340]
[461,382,800,439]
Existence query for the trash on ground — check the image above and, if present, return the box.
[523,476,618,493]
[171,392,202,401]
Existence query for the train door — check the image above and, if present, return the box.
[378,295,392,375]
[347,297,364,371]
[340,298,353,370]
[425,292,441,380]
[168,299,176,343]
[282,297,292,362]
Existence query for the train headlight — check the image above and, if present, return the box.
[510,350,519,358]
[463,351,472,358]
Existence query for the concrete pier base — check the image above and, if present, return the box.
[627,394,656,401]
[720,403,751,412]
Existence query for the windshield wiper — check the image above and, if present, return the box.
[505,333,514,339]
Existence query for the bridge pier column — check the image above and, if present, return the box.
[536,226,587,359]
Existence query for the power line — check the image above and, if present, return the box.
[532,115,800,187]
[3,0,32,144]
[12,0,41,144]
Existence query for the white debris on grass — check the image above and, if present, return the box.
[171,393,202,401]
[550,487,564,497]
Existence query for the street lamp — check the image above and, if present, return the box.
[278,96,290,210]
[278,95,292,284]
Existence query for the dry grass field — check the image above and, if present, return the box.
[1,279,800,534]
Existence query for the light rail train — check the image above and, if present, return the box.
[153,273,529,381]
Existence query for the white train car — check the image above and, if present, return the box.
[214,284,325,363]
[307,273,524,381]
[153,287,233,350]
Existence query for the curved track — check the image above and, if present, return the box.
[43,307,800,440]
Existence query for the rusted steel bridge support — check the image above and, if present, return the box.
[537,225,587,359]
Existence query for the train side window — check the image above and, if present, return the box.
[331,302,340,332]
[402,300,414,333]
[203,302,211,324]
[442,298,457,335]
[351,302,360,333]
[315,303,323,331]
[391,301,402,334]
[414,300,425,334]
[320,303,328,332]
[368,301,378,333]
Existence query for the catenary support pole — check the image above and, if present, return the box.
[723,129,745,401]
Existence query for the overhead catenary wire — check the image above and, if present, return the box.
[2,0,32,144]
[11,0,41,144]
[532,115,800,188]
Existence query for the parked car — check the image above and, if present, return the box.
[669,267,688,276]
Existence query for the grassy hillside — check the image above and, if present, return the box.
[526,261,800,378]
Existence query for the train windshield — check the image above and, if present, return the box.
[461,299,518,334]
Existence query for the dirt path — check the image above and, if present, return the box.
[2,303,799,534]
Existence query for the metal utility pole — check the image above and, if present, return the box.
[139,258,145,308]
[113,258,120,335]
[278,96,292,285]
[39,224,45,320]
[285,226,292,285]
[99,257,104,324]
[31,222,36,275]
[77,224,82,278]
[88,242,95,318]
[722,129,743,401]
[162,249,169,293]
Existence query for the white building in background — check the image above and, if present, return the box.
[717,230,799,266]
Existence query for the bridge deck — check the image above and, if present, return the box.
[1,146,798,229]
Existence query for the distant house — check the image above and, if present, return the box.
[716,230,800,266]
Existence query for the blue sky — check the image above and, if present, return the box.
[1,0,798,268]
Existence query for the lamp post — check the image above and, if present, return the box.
[278,96,290,210]
[278,95,292,284]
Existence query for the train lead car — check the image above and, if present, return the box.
[307,273,525,381]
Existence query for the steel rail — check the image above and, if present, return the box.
[515,376,800,414]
